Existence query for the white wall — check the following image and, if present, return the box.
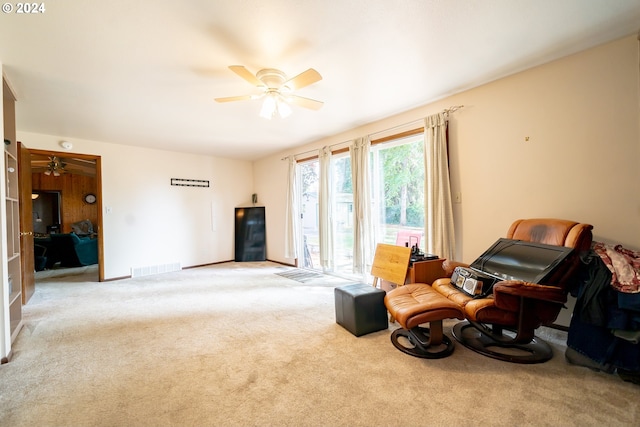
[254,34,640,265]
[17,131,254,279]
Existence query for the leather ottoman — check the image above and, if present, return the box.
[335,283,388,336]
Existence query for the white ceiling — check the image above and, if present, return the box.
[1,0,639,161]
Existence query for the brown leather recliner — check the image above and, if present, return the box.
[432,218,593,363]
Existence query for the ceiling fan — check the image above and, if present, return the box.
[44,156,66,177]
[215,65,323,119]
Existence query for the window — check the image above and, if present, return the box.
[295,130,426,277]
[371,134,425,251]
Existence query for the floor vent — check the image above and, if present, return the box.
[131,262,182,278]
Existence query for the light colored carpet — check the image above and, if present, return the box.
[1,261,639,426]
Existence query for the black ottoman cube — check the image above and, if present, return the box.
[335,283,388,336]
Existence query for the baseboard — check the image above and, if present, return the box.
[104,259,283,282]
[103,275,131,282]
[267,258,296,267]
[183,260,234,269]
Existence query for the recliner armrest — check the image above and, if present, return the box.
[493,280,567,305]
[441,260,470,277]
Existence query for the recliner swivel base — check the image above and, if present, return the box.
[453,321,553,364]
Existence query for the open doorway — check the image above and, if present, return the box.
[32,190,61,234]
[26,148,103,284]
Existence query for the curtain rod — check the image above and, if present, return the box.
[281,139,351,161]
[281,104,463,160]
[444,104,464,115]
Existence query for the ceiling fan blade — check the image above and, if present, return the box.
[228,65,264,87]
[214,95,255,103]
[287,94,324,110]
[283,68,322,90]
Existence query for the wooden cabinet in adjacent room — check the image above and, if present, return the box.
[234,207,266,262]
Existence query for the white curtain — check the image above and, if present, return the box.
[284,155,299,260]
[350,137,373,275]
[424,113,455,260]
[318,146,333,271]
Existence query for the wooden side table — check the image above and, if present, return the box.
[406,258,445,285]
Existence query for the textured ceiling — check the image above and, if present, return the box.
[1,0,639,161]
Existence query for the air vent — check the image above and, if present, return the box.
[131,262,181,278]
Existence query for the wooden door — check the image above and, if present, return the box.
[18,142,35,303]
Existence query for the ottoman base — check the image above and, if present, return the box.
[384,284,464,358]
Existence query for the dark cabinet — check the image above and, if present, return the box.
[234,207,266,261]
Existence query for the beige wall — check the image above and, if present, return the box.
[17,132,254,279]
[9,35,640,275]
[254,34,640,265]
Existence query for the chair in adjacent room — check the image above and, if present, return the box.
[430,218,593,363]
[34,243,47,271]
[49,233,98,267]
[71,219,95,237]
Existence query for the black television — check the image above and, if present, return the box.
[470,238,574,284]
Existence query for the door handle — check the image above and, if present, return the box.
[19,231,33,236]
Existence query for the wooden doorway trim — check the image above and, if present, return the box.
[26,147,104,282]
[18,142,35,303]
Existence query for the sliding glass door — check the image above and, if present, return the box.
[298,159,319,269]
[297,155,355,275]
[296,132,425,276]
[330,153,354,276]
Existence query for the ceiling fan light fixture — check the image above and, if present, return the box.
[259,94,278,119]
[259,93,292,120]
[217,65,323,118]
[277,98,292,118]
